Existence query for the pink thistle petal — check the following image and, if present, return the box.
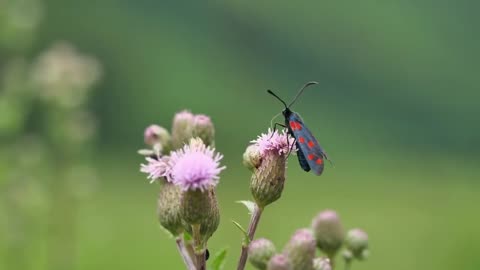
[252,129,295,156]
[140,156,171,183]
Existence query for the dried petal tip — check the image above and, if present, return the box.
[283,229,316,270]
[243,144,262,171]
[249,238,276,270]
[171,110,195,149]
[345,228,369,260]
[192,114,215,147]
[267,254,292,270]
[312,210,345,257]
[144,124,171,148]
[169,138,226,191]
[252,129,295,156]
[313,258,332,270]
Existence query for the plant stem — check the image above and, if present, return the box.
[344,259,352,270]
[192,224,206,270]
[175,237,196,270]
[236,204,264,270]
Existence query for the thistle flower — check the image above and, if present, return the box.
[283,229,316,270]
[267,254,292,270]
[192,114,215,147]
[169,138,225,191]
[247,129,294,208]
[312,210,345,257]
[253,128,294,156]
[345,228,369,260]
[248,238,277,270]
[171,110,195,149]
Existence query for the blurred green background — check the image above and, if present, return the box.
[1,0,479,269]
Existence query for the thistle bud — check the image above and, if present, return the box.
[243,144,262,171]
[283,229,316,270]
[157,182,183,236]
[311,210,344,257]
[144,124,171,149]
[267,254,292,270]
[192,114,215,147]
[248,238,276,270]
[248,130,293,208]
[345,228,369,260]
[181,188,220,244]
[171,110,195,149]
[313,258,332,270]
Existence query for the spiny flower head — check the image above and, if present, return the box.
[169,138,225,191]
[140,138,225,190]
[252,129,295,156]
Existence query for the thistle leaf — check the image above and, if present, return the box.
[237,200,256,215]
[209,248,228,270]
[232,220,250,245]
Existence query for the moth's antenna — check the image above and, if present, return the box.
[267,90,287,108]
[288,81,319,107]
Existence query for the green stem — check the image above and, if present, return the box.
[192,224,206,270]
[236,204,264,270]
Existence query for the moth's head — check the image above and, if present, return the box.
[282,107,292,118]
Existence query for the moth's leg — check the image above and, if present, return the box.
[269,123,287,139]
[285,134,296,160]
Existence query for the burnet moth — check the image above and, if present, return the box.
[268,81,331,175]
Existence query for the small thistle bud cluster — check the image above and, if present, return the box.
[248,210,370,270]
[244,129,294,208]
[139,110,224,269]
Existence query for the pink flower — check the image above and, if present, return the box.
[168,138,226,191]
[140,156,171,183]
[252,129,295,156]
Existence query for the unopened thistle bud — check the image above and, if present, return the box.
[192,114,215,147]
[248,238,276,270]
[144,125,171,150]
[243,144,262,171]
[248,129,294,208]
[267,254,292,270]
[283,229,316,270]
[345,228,369,260]
[157,182,183,236]
[171,110,195,149]
[313,257,332,270]
[311,210,345,257]
[181,188,220,244]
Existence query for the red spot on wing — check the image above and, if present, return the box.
[316,158,323,165]
[289,121,297,130]
[308,141,315,148]
[298,136,305,143]
[308,154,315,160]
[290,121,302,131]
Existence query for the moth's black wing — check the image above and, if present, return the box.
[295,143,311,172]
[288,113,327,175]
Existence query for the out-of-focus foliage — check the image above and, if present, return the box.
[1,0,479,270]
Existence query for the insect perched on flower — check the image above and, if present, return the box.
[268,81,331,175]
